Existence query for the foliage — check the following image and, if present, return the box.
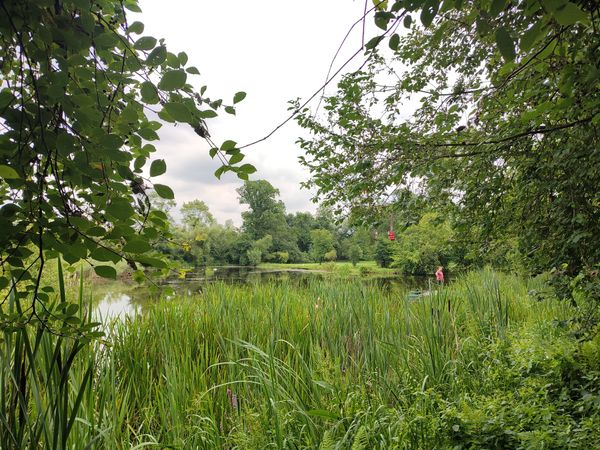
[296,0,600,276]
[181,199,216,230]
[310,229,335,263]
[348,244,363,266]
[237,180,301,261]
[237,180,286,239]
[286,211,318,253]
[323,249,337,262]
[51,270,600,448]
[265,251,289,263]
[391,212,454,275]
[246,248,262,266]
[374,238,394,268]
[0,0,251,315]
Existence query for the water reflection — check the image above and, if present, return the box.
[94,293,140,321]
[94,267,432,320]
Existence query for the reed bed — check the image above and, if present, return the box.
[4,269,595,448]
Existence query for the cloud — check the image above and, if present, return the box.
[138,0,375,225]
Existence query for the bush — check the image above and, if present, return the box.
[374,239,394,268]
[391,213,453,275]
[246,248,262,266]
[349,245,363,266]
[265,251,289,263]
[324,249,337,262]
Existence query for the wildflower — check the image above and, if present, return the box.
[227,388,237,409]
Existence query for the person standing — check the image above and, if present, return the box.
[435,266,444,284]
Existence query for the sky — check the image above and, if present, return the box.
[137,0,377,225]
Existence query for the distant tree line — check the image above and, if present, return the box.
[151,180,378,267]
[151,179,526,275]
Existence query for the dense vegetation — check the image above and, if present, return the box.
[152,179,517,275]
[4,270,600,448]
[1,0,599,448]
[296,0,599,280]
[152,179,380,268]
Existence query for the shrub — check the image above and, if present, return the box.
[265,251,289,263]
[324,249,337,262]
[374,239,394,268]
[349,245,363,266]
[246,248,262,266]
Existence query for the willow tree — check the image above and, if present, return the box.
[296,0,599,274]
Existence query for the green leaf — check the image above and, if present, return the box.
[150,159,167,177]
[124,1,142,12]
[372,0,388,10]
[541,0,568,13]
[199,110,218,119]
[0,165,19,179]
[154,184,174,199]
[229,153,244,164]
[233,91,247,104]
[158,70,187,91]
[0,277,9,290]
[365,36,383,50]
[209,148,218,158]
[147,45,167,66]
[107,199,135,220]
[553,2,588,26]
[476,18,491,36]
[495,27,516,61]
[123,239,151,253]
[140,81,159,104]
[94,265,117,279]
[389,33,400,51]
[403,15,412,28]
[520,22,546,51]
[239,163,257,174]
[225,105,236,115]
[127,21,144,34]
[138,127,159,141]
[137,256,167,268]
[91,247,120,263]
[489,0,506,16]
[374,11,394,30]
[164,102,192,122]
[186,66,200,75]
[177,52,188,66]
[134,156,146,172]
[420,0,439,27]
[134,36,157,51]
[214,166,228,179]
[220,140,237,151]
[87,226,106,237]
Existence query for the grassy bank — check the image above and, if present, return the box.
[88,272,600,447]
[259,260,401,276]
[4,269,600,448]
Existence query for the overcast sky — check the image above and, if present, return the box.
[138,0,376,225]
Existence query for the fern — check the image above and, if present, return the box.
[319,430,336,450]
[351,426,369,450]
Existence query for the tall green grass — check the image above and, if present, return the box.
[3,268,590,448]
[87,269,576,448]
[0,261,102,448]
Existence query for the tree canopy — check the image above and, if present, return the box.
[296,0,599,274]
[0,0,253,304]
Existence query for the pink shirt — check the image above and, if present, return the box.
[435,270,444,281]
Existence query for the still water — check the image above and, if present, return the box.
[94,266,432,321]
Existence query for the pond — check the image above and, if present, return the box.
[94,266,433,321]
